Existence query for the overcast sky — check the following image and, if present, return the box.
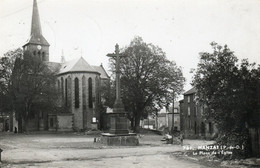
[0,0,260,92]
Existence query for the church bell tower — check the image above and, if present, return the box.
[23,0,50,61]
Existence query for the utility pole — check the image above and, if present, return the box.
[171,90,175,144]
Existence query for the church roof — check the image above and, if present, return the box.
[24,35,50,46]
[92,65,110,79]
[23,0,49,47]
[59,57,99,75]
[45,61,61,72]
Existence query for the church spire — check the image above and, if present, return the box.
[31,0,42,37]
[23,0,50,62]
[23,0,49,47]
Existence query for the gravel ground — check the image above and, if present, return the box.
[0,132,215,168]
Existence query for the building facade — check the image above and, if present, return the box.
[16,0,109,132]
[156,102,181,132]
[180,87,218,139]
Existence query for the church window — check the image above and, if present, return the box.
[61,77,64,100]
[88,78,93,108]
[42,52,45,61]
[95,76,100,103]
[82,76,86,110]
[67,76,72,107]
[65,78,68,106]
[38,51,41,60]
[33,51,36,56]
[74,78,79,108]
[57,79,60,93]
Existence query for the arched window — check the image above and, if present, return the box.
[95,76,100,103]
[74,78,79,108]
[65,78,68,106]
[61,77,64,100]
[67,76,72,107]
[82,76,86,109]
[42,52,45,61]
[88,78,93,108]
[33,51,36,56]
[57,79,60,93]
[38,51,41,60]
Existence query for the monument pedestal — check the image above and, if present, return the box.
[100,132,139,146]
[100,112,139,146]
[109,113,129,134]
[100,44,139,146]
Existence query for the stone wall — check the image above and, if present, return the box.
[57,114,73,131]
[57,72,100,131]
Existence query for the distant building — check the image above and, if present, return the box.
[155,102,180,132]
[142,116,156,129]
[180,87,218,139]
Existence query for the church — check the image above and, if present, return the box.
[20,0,109,131]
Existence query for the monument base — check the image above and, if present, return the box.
[100,133,139,146]
[108,113,129,134]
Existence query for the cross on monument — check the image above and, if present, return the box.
[107,44,126,113]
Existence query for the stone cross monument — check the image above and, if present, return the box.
[100,44,138,146]
[106,44,129,134]
[107,44,125,113]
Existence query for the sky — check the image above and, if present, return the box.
[0,0,260,93]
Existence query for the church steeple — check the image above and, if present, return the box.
[31,0,42,38]
[23,0,50,61]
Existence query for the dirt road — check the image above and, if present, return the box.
[0,132,214,168]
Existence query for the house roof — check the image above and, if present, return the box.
[59,57,99,75]
[184,87,196,95]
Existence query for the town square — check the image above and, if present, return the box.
[0,0,260,167]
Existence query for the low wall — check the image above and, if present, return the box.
[57,114,73,131]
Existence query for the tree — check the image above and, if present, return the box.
[11,51,59,132]
[192,42,259,158]
[0,48,23,115]
[109,37,185,132]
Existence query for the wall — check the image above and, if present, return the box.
[181,93,218,139]
[57,114,73,131]
[57,72,100,131]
